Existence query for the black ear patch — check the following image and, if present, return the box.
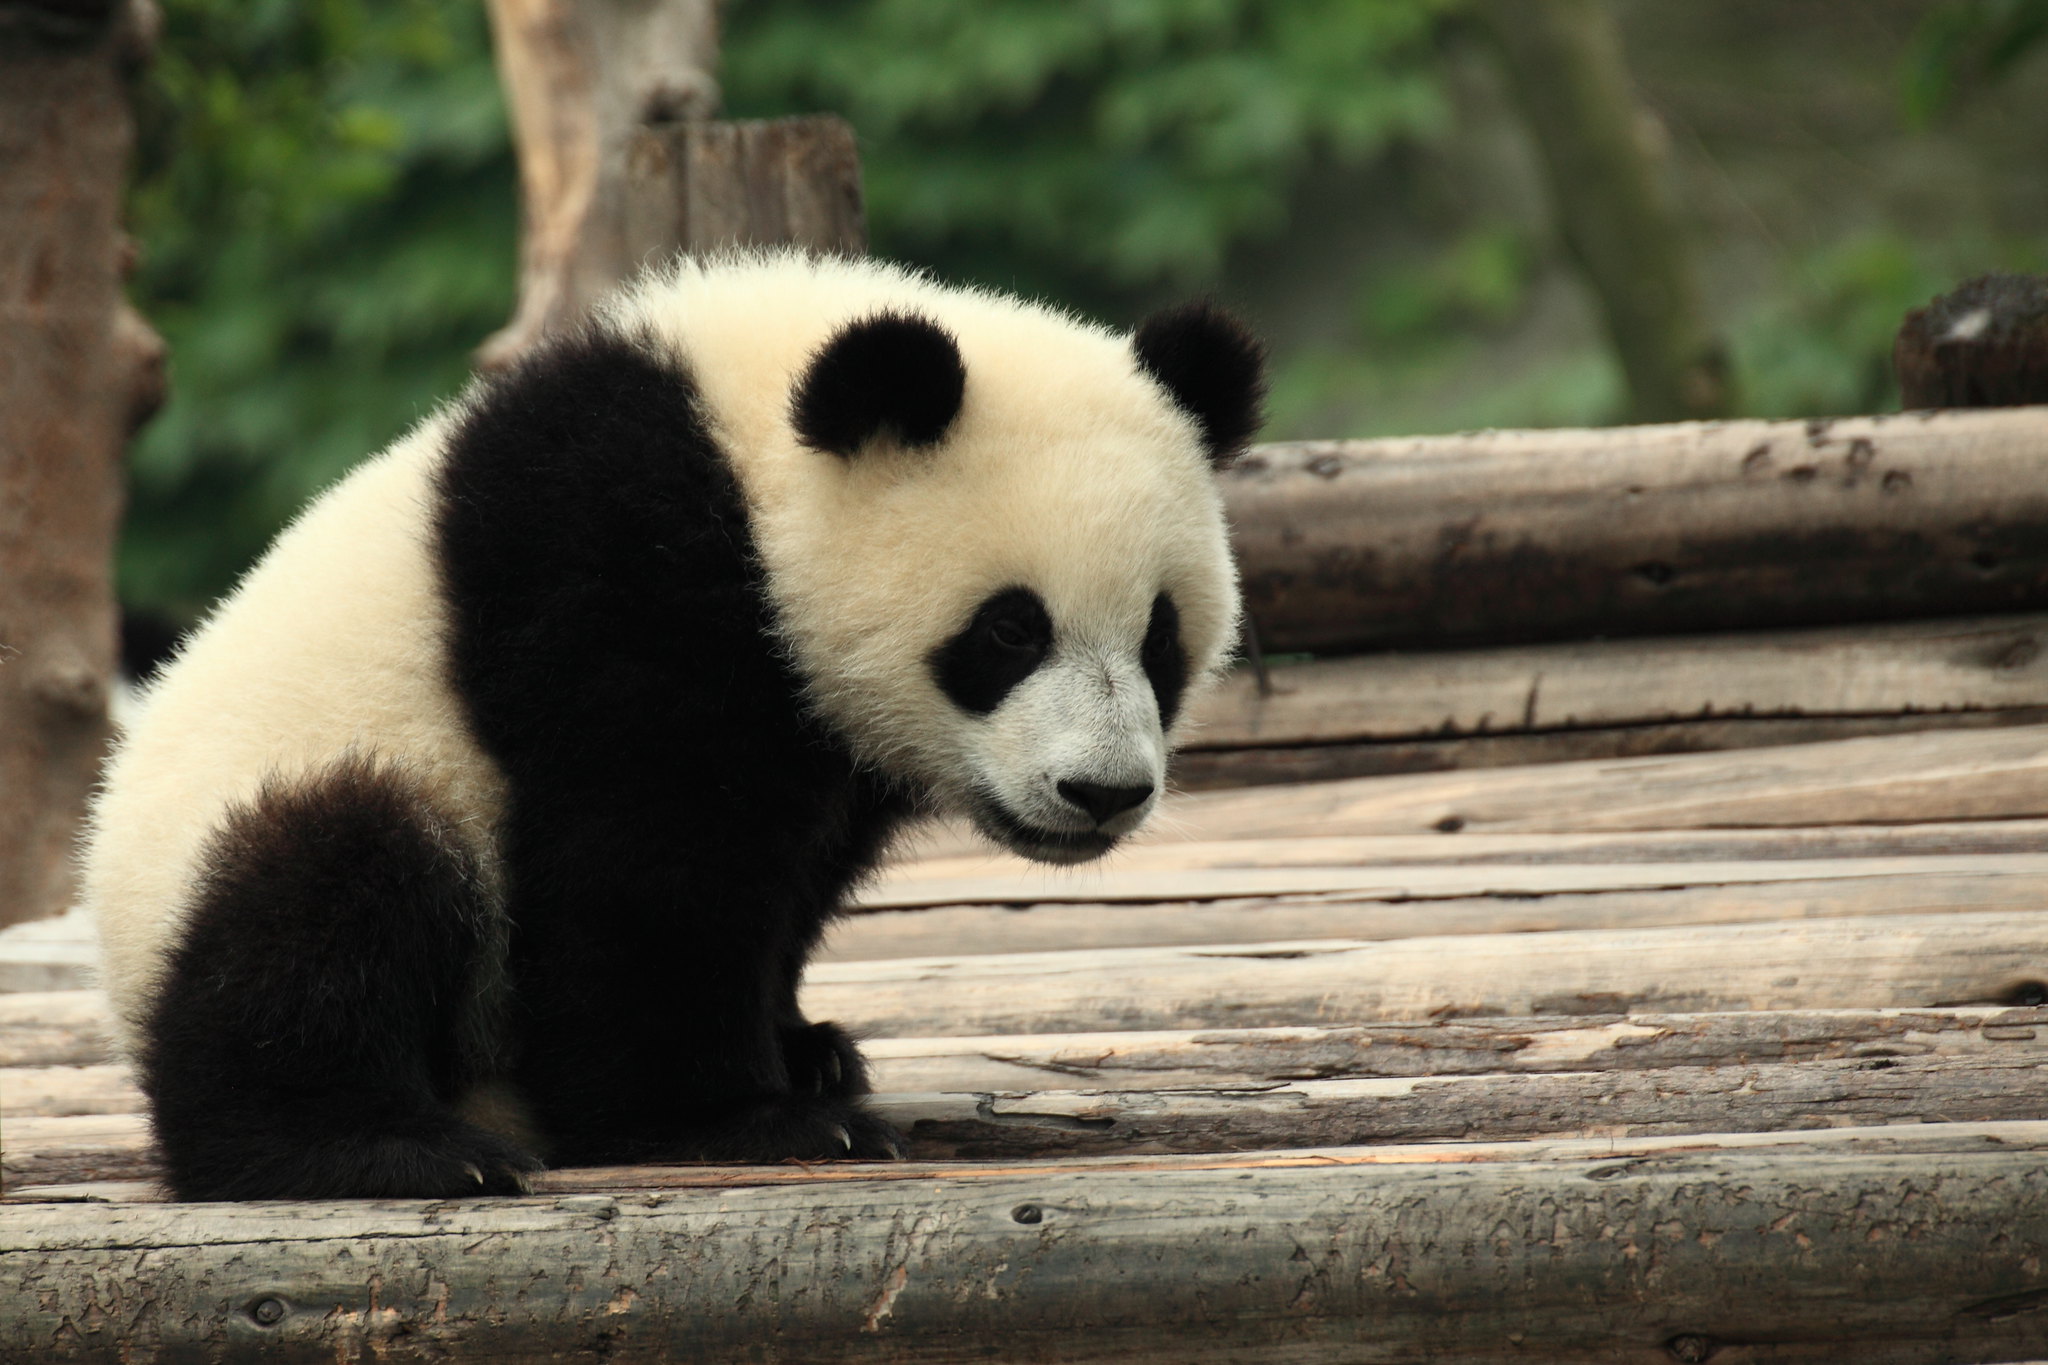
[791,311,967,456]
[1133,302,1267,466]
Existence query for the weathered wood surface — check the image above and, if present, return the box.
[887,823,2048,883]
[1225,408,2048,654]
[866,1005,2048,1089]
[859,852,2048,908]
[904,725,2048,863]
[1192,614,2048,749]
[1172,707,2048,788]
[1173,612,2048,785]
[0,0,163,930]
[834,864,2048,959]
[9,1127,2048,1364]
[20,1046,2048,1182]
[1158,722,2048,843]
[626,116,864,261]
[886,820,2048,880]
[894,1053,2048,1157]
[0,990,108,1066]
[804,912,2048,1037]
[478,0,717,366]
[13,1005,2045,1116]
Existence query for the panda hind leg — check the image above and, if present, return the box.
[138,759,542,1201]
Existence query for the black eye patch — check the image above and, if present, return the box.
[931,587,1053,716]
[1142,593,1188,728]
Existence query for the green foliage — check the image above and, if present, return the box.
[125,0,515,619]
[1904,0,2048,125]
[722,0,1458,300]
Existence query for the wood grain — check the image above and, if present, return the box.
[9,1127,2048,1363]
[1226,409,2048,653]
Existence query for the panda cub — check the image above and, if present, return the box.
[85,251,1263,1201]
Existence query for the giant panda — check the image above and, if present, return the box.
[84,250,1264,1201]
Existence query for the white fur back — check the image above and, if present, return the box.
[84,419,508,1051]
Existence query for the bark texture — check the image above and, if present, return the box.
[478,0,864,368]
[9,1132,2048,1363]
[0,0,164,929]
[1225,411,2048,655]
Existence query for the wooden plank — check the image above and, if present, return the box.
[1173,708,2048,789]
[861,1005,2048,1091]
[20,1006,2041,1121]
[1226,409,2048,653]
[884,820,2048,879]
[1,1063,130,1117]
[0,991,111,1066]
[900,727,2048,862]
[858,852,2048,908]
[9,1127,2048,1363]
[1151,723,2048,843]
[831,867,2048,960]
[803,912,2048,1037]
[1187,614,2048,751]
[23,1050,2048,1178]
[893,1052,2048,1157]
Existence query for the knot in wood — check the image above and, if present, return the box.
[1664,1333,1713,1363]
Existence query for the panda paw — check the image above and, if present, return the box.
[712,1097,905,1163]
[782,1019,872,1099]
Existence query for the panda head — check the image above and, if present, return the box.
[753,285,1263,865]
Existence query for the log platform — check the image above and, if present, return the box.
[8,720,2048,1362]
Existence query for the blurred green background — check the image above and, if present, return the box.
[123,0,2048,620]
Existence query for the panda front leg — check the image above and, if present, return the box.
[136,761,544,1201]
[504,846,903,1166]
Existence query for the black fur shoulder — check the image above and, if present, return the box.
[433,322,908,1165]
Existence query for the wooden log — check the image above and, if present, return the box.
[25,1050,2048,1177]
[859,852,2048,909]
[2,1063,132,1117]
[830,865,2048,959]
[16,1006,2043,1124]
[894,1051,2048,1157]
[803,912,2048,1037]
[862,1005,2048,1091]
[1225,408,2048,654]
[0,990,112,1067]
[885,820,2048,880]
[9,1127,2048,1363]
[13,1003,2046,1127]
[1173,707,2048,789]
[1153,723,2048,844]
[1170,612,2048,786]
[902,726,2048,862]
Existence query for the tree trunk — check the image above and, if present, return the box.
[478,0,721,367]
[478,0,866,370]
[1478,0,1729,422]
[0,0,165,929]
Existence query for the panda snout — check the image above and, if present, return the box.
[1055,777,1154,826]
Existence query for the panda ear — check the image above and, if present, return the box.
[791,311,967,457]
[1132,301,1267,466]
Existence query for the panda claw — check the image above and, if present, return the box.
[462,1162,485,1187]
[834,1124,853,1152]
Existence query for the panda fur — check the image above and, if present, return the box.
[84,250,1264,1201]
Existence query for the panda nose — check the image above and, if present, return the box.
[1056,778,1154,825]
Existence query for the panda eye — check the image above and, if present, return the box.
[988,617,1037,653]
